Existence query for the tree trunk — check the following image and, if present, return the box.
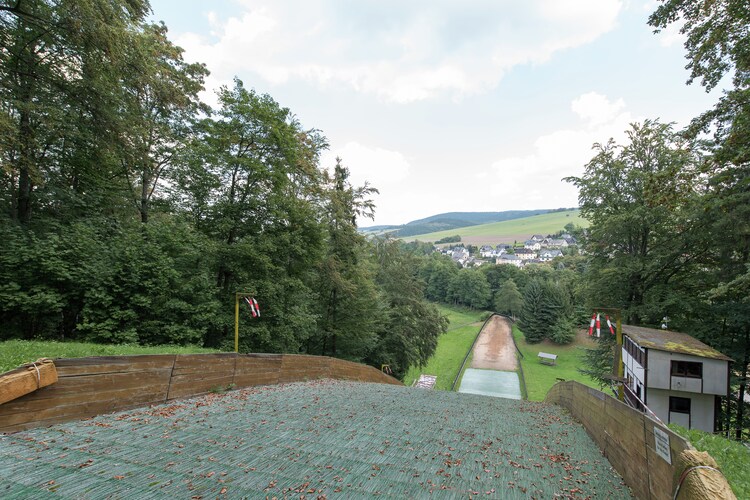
[736,325,749,440]
[140,170,150,223]
[16,84,34,223]
[16,162,32,223]
[329,289,337,356]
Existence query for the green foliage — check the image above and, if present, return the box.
[517,276,575,344]
[577,325,618,390]
[494,279,523,319]
[550,316,575,344]
[76,219,220,345]
[447,268,491,309]
[369,238,449,378]
[565,120,702,325]
[519,279,547,343]
[668,424,750,499]
[435,235,461,244]
[0,4,453,380]
[649,1,750,167]
[420,254,460,302]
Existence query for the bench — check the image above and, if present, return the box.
[538,352,557,366]
[414,374,437,389]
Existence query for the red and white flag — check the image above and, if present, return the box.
[588,314,596,336]
[244,297,259,318]
[252,297,260,317]
[606,315,615,335]
[595,313,601,338]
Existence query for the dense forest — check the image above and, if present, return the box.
[0,0,447,379]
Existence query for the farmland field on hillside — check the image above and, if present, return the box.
[405,209,588,246]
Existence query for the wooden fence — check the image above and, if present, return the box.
[545,381,735,500]
[0,353,401,433]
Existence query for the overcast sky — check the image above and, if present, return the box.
[149,0,719,226]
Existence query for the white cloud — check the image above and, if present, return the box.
[571,91,626,126]
[173,0,624,103]
[320,141,411,188]
[490,93,635,209]
[319,141,416,226]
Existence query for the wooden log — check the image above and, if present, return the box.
[0,358,58,405]
[674,449,736,500]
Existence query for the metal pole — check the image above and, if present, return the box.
[234,293,240,353]
[616,310,624,401]
[594,307,625,401]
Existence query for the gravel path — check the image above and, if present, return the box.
[470,315,518,371]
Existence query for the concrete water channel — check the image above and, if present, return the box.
[457,315,524,399]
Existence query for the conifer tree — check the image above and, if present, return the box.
[519,278,547,343]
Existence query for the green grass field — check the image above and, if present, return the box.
[402,305,487,390]
[0,339,219,373]
[511,325,600,401]
[404,209,588,246]
[668,424,750,499]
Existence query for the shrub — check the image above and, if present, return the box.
[550,316,575,344]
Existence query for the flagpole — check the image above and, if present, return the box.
[616,311,623,402]
[593,307,624,402]
[234,293,240,353]
[235,291,258,354]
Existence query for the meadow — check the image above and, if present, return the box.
[0,340,218,373]
[511,325,601,401]
[404,209,588,245]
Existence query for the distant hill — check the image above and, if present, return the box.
[360,209,558,237]
[402,209,588,246]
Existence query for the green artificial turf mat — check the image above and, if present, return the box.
[0,380,631,498]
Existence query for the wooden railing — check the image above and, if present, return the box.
[546,380,734,499]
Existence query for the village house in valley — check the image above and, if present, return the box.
[438,231,576,269]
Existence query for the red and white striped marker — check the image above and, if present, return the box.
[244,297,258,318]
[595,313,601,338]
[606,315,615,335]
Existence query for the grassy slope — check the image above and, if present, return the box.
[402,305,487,390]
[512,325,600,401]
[0,340,218,373]
[668,424,750,499]
[404,209,588,244]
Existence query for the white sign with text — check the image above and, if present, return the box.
[653,427,671,464]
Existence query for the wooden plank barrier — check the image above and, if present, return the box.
[545,381,735,500]
[0,353,401,433]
